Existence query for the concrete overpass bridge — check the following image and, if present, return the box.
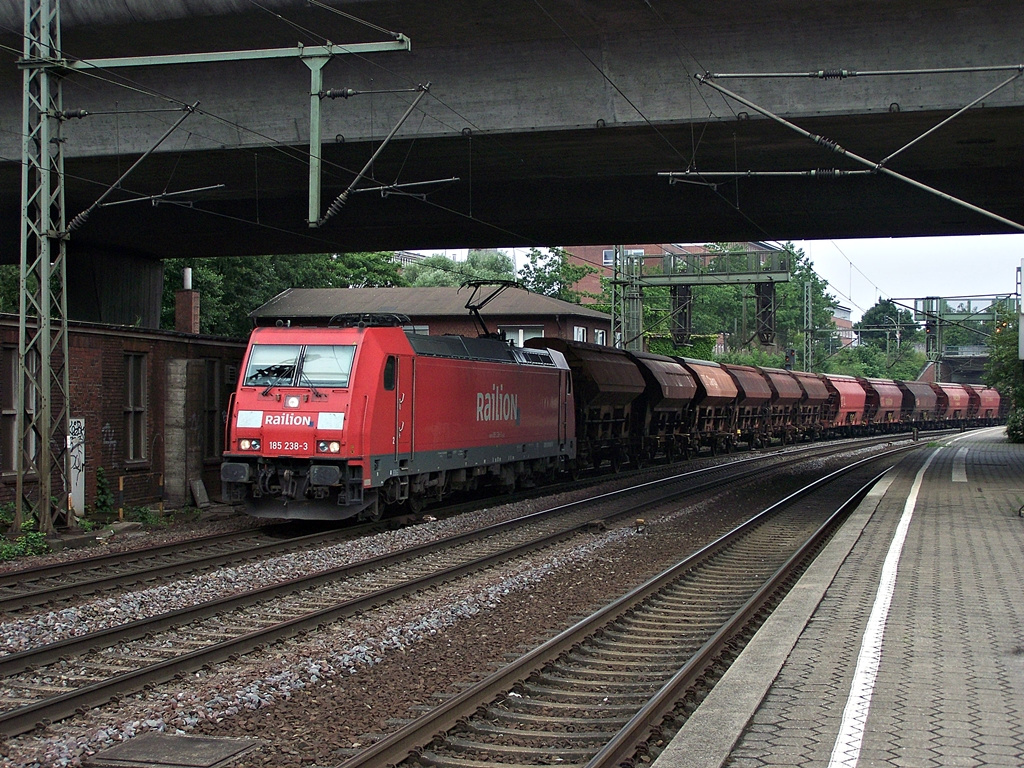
[1,0,1023,308]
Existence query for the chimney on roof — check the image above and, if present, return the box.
[175,267,200,334]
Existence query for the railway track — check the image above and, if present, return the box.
[0,524,368,614]
[0,431,924,618]
[334,452,897,768]
[0,436,914,739]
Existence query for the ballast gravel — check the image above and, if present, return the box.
[0,447,885,768]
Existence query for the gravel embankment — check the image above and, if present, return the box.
[0,449,869,768]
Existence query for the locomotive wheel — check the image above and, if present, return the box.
[359,500,383,523]
[407,494,425,515]
[381,477,403,506]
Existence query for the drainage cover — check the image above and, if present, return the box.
[85,732,260,768]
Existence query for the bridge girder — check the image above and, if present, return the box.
[0,0,1021,261]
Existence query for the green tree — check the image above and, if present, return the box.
[0,265,17,314]
[936,298,992,349]
[517,247,596,303]
[822,342,926,380]
[772,243,837,369]
[404,250,515,287]
[160,251,404,338]
[985,304,1022,440]
[844,299,926,377]
[855,300,920,351]
[715,347,787,369]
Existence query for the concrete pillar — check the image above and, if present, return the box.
[164,359,203,507]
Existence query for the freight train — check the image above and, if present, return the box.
[220,315,1002,522]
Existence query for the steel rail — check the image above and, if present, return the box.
[0,526,361,613]
[0,438,907,738]
[0,436,861,675]
[585,467,891,768]
[334,448,909,768]
[0,430,911,614]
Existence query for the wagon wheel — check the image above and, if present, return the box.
[665,442,678,464]
[610,449,623,474]
[633,450,647,470]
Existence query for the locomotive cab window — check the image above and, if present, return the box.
[244,344,300,386]
[383,356,397,391]
[301,345,356,387]
[243,344,355,388]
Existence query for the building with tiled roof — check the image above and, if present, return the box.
[251,286,613,346]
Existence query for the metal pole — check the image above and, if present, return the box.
[804,282,813,371]
[304,56,327,226]
[18,0,70,534]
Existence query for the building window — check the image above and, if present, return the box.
[498,326,544,347]
[594,329,607,346]
[0,347,16,474]
[603,248,644,266]
[573,326,587,342]
[0,347,36,476]
[124,353,147,462]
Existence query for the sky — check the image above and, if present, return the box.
[793,234,1023,322]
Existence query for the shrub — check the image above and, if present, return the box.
[0,532,49,561]
[94,467,114,515]
[127,506,164,527]
[1006,408,1024,443]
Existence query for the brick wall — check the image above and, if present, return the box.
[0,315,244,517]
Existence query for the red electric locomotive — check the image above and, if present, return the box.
[222,315,575,521]
[221,289,1006,522]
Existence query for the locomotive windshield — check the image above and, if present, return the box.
[301,345,356,386]
[243,344,356,388]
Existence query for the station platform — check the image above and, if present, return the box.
[654,426,1024,768]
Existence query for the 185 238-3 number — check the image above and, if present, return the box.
[268,441,309,452]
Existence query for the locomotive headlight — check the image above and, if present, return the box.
[317,440,342,453]
[239,438,261,451]
[285,395,301,408]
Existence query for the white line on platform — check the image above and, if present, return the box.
[952,447,969,483]
[827,448,941,768]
